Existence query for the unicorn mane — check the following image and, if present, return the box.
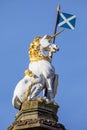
[28,36,51,63]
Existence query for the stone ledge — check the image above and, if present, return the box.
[21,98,59,113]
[15,98,59,122]
[7,98,66,130]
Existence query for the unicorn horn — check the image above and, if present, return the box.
[43,29,64,40]
[51,29,65,39]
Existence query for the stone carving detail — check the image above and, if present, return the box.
[8,118,66,130]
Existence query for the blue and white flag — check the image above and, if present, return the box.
[58,12,76,30]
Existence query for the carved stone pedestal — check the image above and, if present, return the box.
[8,98,66,130]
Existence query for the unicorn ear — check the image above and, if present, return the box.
[39,35,48,44]
[42,35,48,40]
[40,35,51,47]
[42,35,52,40]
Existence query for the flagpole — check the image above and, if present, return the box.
[53,5,60,43]
[50,5,61,59]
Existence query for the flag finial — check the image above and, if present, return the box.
[57,5,60,11]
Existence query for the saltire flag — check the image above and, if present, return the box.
[58,12,76,30]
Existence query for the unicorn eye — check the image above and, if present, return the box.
[48,40,52,43]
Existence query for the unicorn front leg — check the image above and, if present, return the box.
[45,78,54,101]
[25,75,45,101]
[45,74,59,101]
[28,83,43,100]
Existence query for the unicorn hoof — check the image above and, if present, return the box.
[37,97,43,102]
[27,96,31,101]
[43,97,50,103]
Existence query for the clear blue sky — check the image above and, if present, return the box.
[0,0,87,130]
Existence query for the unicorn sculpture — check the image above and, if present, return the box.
[29,35,59,100]
[12,31,62,110]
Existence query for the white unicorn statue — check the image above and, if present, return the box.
[12,31,62,110]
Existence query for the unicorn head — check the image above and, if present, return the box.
[28,30,64,62]
[39,34,59,52]
[39,29,64,52]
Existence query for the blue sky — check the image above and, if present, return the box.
[0,0,87,130]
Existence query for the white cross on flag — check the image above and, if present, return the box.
[58,12,76,30]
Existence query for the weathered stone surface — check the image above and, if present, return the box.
[8,98,66,130]
[8,118,66,130]
[16,98,59,122]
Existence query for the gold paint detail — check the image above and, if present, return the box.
[24,69,35,78]
[25,82,45,100]
[24,69,46,100]
[28,36,51,63]
[51,29,65,39]
[30,56,51,63]
[43,29,65,40]
[25,82,40,100]
[36,97,44,102]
